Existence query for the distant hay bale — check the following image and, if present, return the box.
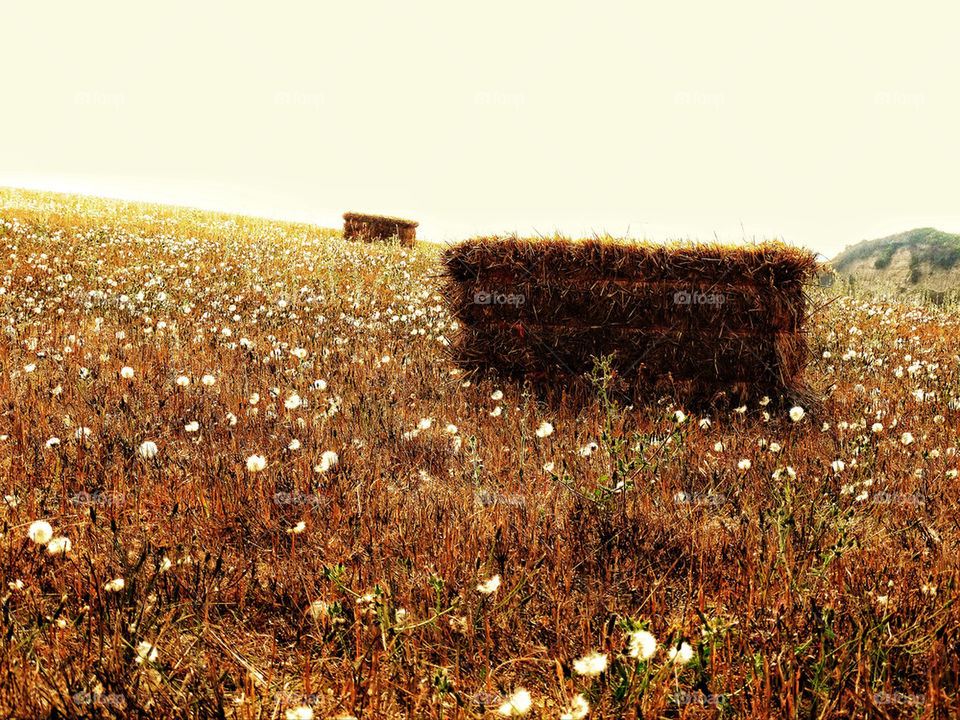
[343,212,418,247]
[441,236,825,407]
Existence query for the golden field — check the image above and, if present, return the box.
[0,187,957,719]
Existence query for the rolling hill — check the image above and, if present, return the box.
[829,227,960,291]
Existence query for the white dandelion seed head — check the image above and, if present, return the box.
[285,706,314,720]
[477,574,501,595]
[627,629,658,660]
[28,521,54,545]
[47,536,72,555]
[535,421,554,438]
[135,641,158,664]
[578,442,598,457]
[497,688,531,716]
[315,450,339,473]
[668,641,694,665]
[573,651,608,676]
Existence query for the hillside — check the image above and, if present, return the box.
[830,227,960,291]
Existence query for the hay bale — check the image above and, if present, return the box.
[441,236,825,405]
[343,212,418,247]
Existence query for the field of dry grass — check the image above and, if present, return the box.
[0,187,957,719]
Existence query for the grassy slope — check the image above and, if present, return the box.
[830,227,960,292]
[0,187,958,718]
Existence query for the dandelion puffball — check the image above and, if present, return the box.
[566,694,590,720]
[104,578,125,592]
[315,450,338,473]
[119,366,134,379]
[138,441,158,459]
[285,707,314,720]
[627,629,658,660]
[477,574,501,595]
[246,455,267,472]
[47,536,72,555]
[497,688,531,716]
[573,651,608,676]
[668,641,694,665]
[135,641,158,664]
[28,520,54,545]
[535,421,554,438]
[789,406,805,422]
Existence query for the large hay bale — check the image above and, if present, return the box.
[343,212,418,247]
[441,236,825,406]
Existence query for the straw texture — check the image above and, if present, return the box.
[441,236,825,406]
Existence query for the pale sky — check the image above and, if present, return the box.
[2,0,958,261]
